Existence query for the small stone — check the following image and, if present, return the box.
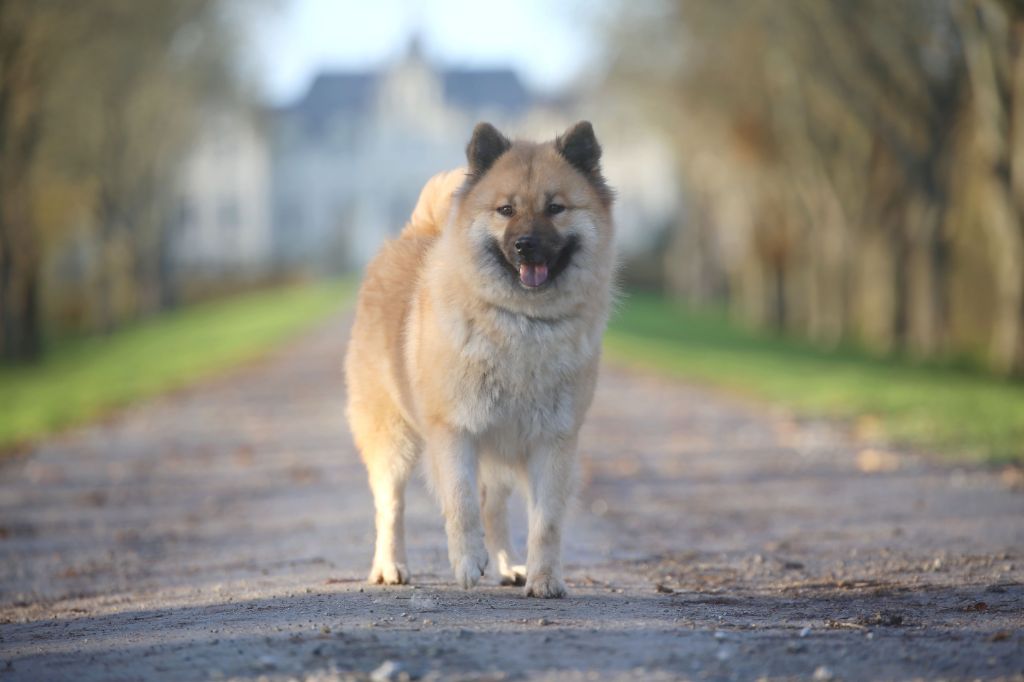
[537,618,551,626]
[812,665,834,681]
[371,660,404,682]
[320,625,331,634]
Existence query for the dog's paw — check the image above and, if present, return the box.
[499,564,527,587]
[452,547,489,589]
[368,560,409,585]
[525,571,567,598]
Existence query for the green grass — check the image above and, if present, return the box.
[605,293,1024,464]
[0,280,353,450]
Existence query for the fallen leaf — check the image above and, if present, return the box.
[856,448,900,473]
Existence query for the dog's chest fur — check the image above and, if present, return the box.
[440,305,601,447]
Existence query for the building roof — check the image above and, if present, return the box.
[441,69,530,114]
[280,64,532,134]
[304,73,378,116]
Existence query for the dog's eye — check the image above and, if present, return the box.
[496,205,515,218]
[547,203,566,215]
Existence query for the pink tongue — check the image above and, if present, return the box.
[519,263,549,287]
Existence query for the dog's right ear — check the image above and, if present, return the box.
[466,122,511,181]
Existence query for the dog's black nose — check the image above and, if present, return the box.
[514,235,538,257]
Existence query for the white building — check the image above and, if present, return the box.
[269,40,536,271]
[173,108,273,275]
[171,41,680,279]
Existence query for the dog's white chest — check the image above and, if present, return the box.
[447,312,598,444]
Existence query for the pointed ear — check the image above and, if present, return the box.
[466,122,511,180]
[556,121,602,176]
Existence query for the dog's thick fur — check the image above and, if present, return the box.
[345,122,615,597]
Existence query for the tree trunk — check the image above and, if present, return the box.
[960,0,1024,374]
[0,12,44,362]
[905,197,949,358]
[0,175,42,362]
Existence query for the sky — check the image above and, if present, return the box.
[248,0,601,105]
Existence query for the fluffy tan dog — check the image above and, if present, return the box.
[345,121,615,597]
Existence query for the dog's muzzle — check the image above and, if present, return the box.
[489,235,580,290]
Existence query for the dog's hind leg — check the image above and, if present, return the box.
[363,426,419,585]
[480,467,526,586]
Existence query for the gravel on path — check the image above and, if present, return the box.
[1,316,1021,681]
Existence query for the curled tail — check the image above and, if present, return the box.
[401,168,467,239]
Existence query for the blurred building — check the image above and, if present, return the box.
[172,40,680,279]
[269,39,533,271]
[173,108,273,275]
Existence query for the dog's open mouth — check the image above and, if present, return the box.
[489,236,579,290]
[519,263,549,288]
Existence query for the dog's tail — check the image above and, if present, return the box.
[401,168,467,239]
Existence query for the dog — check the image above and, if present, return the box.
[345,121,615,597]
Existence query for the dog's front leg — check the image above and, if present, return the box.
[430,427,489,589]
[524,438,575,598]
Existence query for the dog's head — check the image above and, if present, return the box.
[452,122,614,308]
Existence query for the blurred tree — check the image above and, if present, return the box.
[0,0,252,360]
[955,0,1024,373]
[0,2,77,361]
[604,0,1024,375]
[44,1,245,332]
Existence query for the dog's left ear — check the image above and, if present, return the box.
[556,121,602,176]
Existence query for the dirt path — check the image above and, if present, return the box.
[1,316,1021,681]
